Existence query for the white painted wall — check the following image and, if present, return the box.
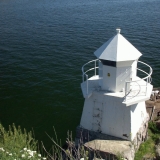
[102,94,131,139]
[101,65,117,92]
[80,97,94,130]
[131,60,138,80]
[97,59,139,93]
[80,92,131,140]
[130,101,148,140]
[100,65,131,92]
[98,61,103,87]
[116,66,131,92]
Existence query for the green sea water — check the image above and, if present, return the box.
[0,0,160,149]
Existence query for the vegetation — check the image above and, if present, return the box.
[45,122,160,160]
[0,121,160,160]
[43,130,90,160]
[0,123,46,160]
[135,121,160,160]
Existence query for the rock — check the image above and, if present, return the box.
[142,153,156,160]
[155,144,160,158]
[155,120,160,130]
[84,140,135,160]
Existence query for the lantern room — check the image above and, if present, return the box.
[94,29,142,92]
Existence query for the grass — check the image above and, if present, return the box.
[42,130,90,160]
[134,121,160,160]
[0,123,46,160]
[0,121,160,160]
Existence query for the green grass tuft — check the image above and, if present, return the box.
[0,123,46,160]
[135,121,160,160]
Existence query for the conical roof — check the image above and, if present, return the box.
[94,29,142,62]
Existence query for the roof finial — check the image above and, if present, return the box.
[116,28,121,34]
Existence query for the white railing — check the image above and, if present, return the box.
[82,60,152,100]
[124,61,152,101]
[82,59,99,94]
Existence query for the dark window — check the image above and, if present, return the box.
[100,59,116,67]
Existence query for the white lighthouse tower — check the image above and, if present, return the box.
[77,29,153,149]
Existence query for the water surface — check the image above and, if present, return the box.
[0,0,160,149]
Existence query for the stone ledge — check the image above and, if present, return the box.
[84,140,134,160]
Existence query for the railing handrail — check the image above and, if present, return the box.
[124,61,152,101]
[82,59,99,72]
[82,59,99,83]
[125,61,152,84]
[81,59,153,99]
[82,59,99,94]
[83,67,99,75]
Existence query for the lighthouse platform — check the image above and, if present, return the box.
[81,59,152,106]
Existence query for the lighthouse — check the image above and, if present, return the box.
[76,29,153,150]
